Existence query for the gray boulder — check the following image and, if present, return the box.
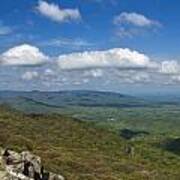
[0,149,64,180]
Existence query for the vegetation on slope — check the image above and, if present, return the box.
[0,105,180,180]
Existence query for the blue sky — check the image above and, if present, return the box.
[0,0,180,94]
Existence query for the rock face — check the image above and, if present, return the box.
[0,149,65,180]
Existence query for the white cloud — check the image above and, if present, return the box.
[49,38,91,47]
[114,12,161,38]
[57,48,151,70]
[0,44,48,66]
[36,0,81,23]
[41,37,93,50]
[55,47,180,85]
[127,72,150,84]
[22,71,39,80]
[1,44,180,87]
[114,12,160,27]
[89,69,103,77]
[44,68,55,76]
[115,27,147,38]
[171,75,180,82]
[84,69,103,77]
[160,60,180,74]
[0,21,12,35]
[0,26,11,35]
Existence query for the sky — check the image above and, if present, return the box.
[0,0,180,94]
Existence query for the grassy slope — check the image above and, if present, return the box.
[0,106,180,180]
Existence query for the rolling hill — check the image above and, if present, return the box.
[0,105,179,180]
[1,90,180,136]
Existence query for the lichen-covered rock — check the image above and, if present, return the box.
[0,149,64,180]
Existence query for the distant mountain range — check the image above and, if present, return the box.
[0,90,148,107]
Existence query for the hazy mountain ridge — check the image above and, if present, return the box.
[0,90,149,108]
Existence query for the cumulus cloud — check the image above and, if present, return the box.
[89,69,103,77]
[22,71,39,80]
[160,61,180,74]
[36,0,81,23]
[114,12,160,27]
[119,71,151,84]
[0,44,48,66]
[171,75,180,82]
[55,47,180,85]
[57,48,151,70]
[83,69,103,78]
[1,44,180,87]
[114,12,161,38]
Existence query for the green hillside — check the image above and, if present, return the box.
[1,91,179,136]
[0,105,179,180]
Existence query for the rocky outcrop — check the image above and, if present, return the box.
[0,149,65,180]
